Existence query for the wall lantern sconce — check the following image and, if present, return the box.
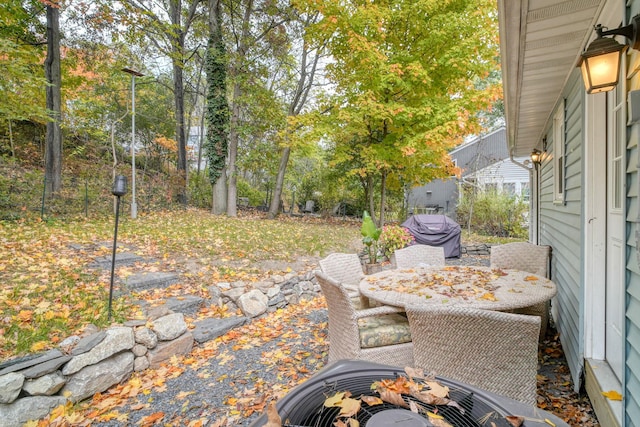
[579,15,640,94]
[531,149,542,167]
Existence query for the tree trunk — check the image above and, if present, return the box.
[268,146,291,219]
[170,0,188,205]
[212,166,227,214]
[44,5,62,195]
[378,170,387,228]
[226,85,239,217]
[226,0,254,217]
[8,120,15,158]
[367,175,376,224]
[204,0,229,211]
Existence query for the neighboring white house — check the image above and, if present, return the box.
[407,127,529,217]
[498,1,640,425]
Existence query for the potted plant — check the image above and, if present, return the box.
[361,211,383,273]
[379,224,415,260]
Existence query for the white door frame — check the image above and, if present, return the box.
[583,92,607,360]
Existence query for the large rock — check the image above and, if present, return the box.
[0,350,64,376]
[237,289,268,318]
[0,396,67,427]
[151,313,187,341]
[191,317,247,344]
[222,287,245,303]
[134,327,158,348]
[147,332,194,368]
[23,372,66,396]
[62,327,134,375]
[61,351,134,403]
[0,373,24,404]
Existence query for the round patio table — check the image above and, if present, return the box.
[359,265,557,311]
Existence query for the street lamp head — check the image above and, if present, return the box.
[112,175,128,197]
[122,67,144,77]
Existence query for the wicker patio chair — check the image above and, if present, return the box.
[406,305,540,405]
[394,244,445,269]
[490,242,551,338]
[319,252,370,307]
[315,271,414,367]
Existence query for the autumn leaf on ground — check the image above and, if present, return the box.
[601,390,623,400]
[524,276,539,281]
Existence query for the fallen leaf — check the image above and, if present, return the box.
[505,415,525,427]
[324,392,346,407]
[338,397,361,417]
[424,381,449,398]
[264,401,281,427]
[404,366,424,379]
[361,395,383,406]
[601,390,623,401]
[427,412,453,427]
[524,276,539,281]
[378,390,408,408]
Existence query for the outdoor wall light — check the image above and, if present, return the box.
[579,15,640,94]
[530,149,542,167]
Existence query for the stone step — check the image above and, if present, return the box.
[123,272,180,291]
[91,252,144,269]
[164,295,205,314]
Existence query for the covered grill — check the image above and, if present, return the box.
[401,214,461,258]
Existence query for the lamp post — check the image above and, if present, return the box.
[122,67,144,218]
[108,175,127,321]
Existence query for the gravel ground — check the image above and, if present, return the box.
[74,252,598,427]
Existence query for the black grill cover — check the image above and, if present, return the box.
[401,214,461,258]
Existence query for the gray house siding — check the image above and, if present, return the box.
[407,128,528,217]
[539,76,584,390]
[407,179,457,215]
[627,39,640,422]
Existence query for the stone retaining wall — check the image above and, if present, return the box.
[0,270,320,427]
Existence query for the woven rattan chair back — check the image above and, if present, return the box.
[315,271,414,367]
[406,305,540,405]
[490,242,550,277]
[394,244,445,269]
[490,242,551,338]
[319,253,364,295]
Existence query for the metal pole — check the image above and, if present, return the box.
[108,194,121,321]
[130,74,137,219]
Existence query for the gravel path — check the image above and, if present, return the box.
[73,253,597,427]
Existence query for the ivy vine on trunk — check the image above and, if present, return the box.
[204,0,229,214]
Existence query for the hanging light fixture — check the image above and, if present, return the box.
[579,15,640,94]
[530,149,542,167]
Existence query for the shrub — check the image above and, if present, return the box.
[456,187,528,238]
[379,225,414,258]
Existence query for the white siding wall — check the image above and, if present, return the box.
[539,74,584,390]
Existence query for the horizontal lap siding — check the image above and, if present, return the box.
[628,9,640,421]
[627,65,640,424]
[539,76,584,389]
